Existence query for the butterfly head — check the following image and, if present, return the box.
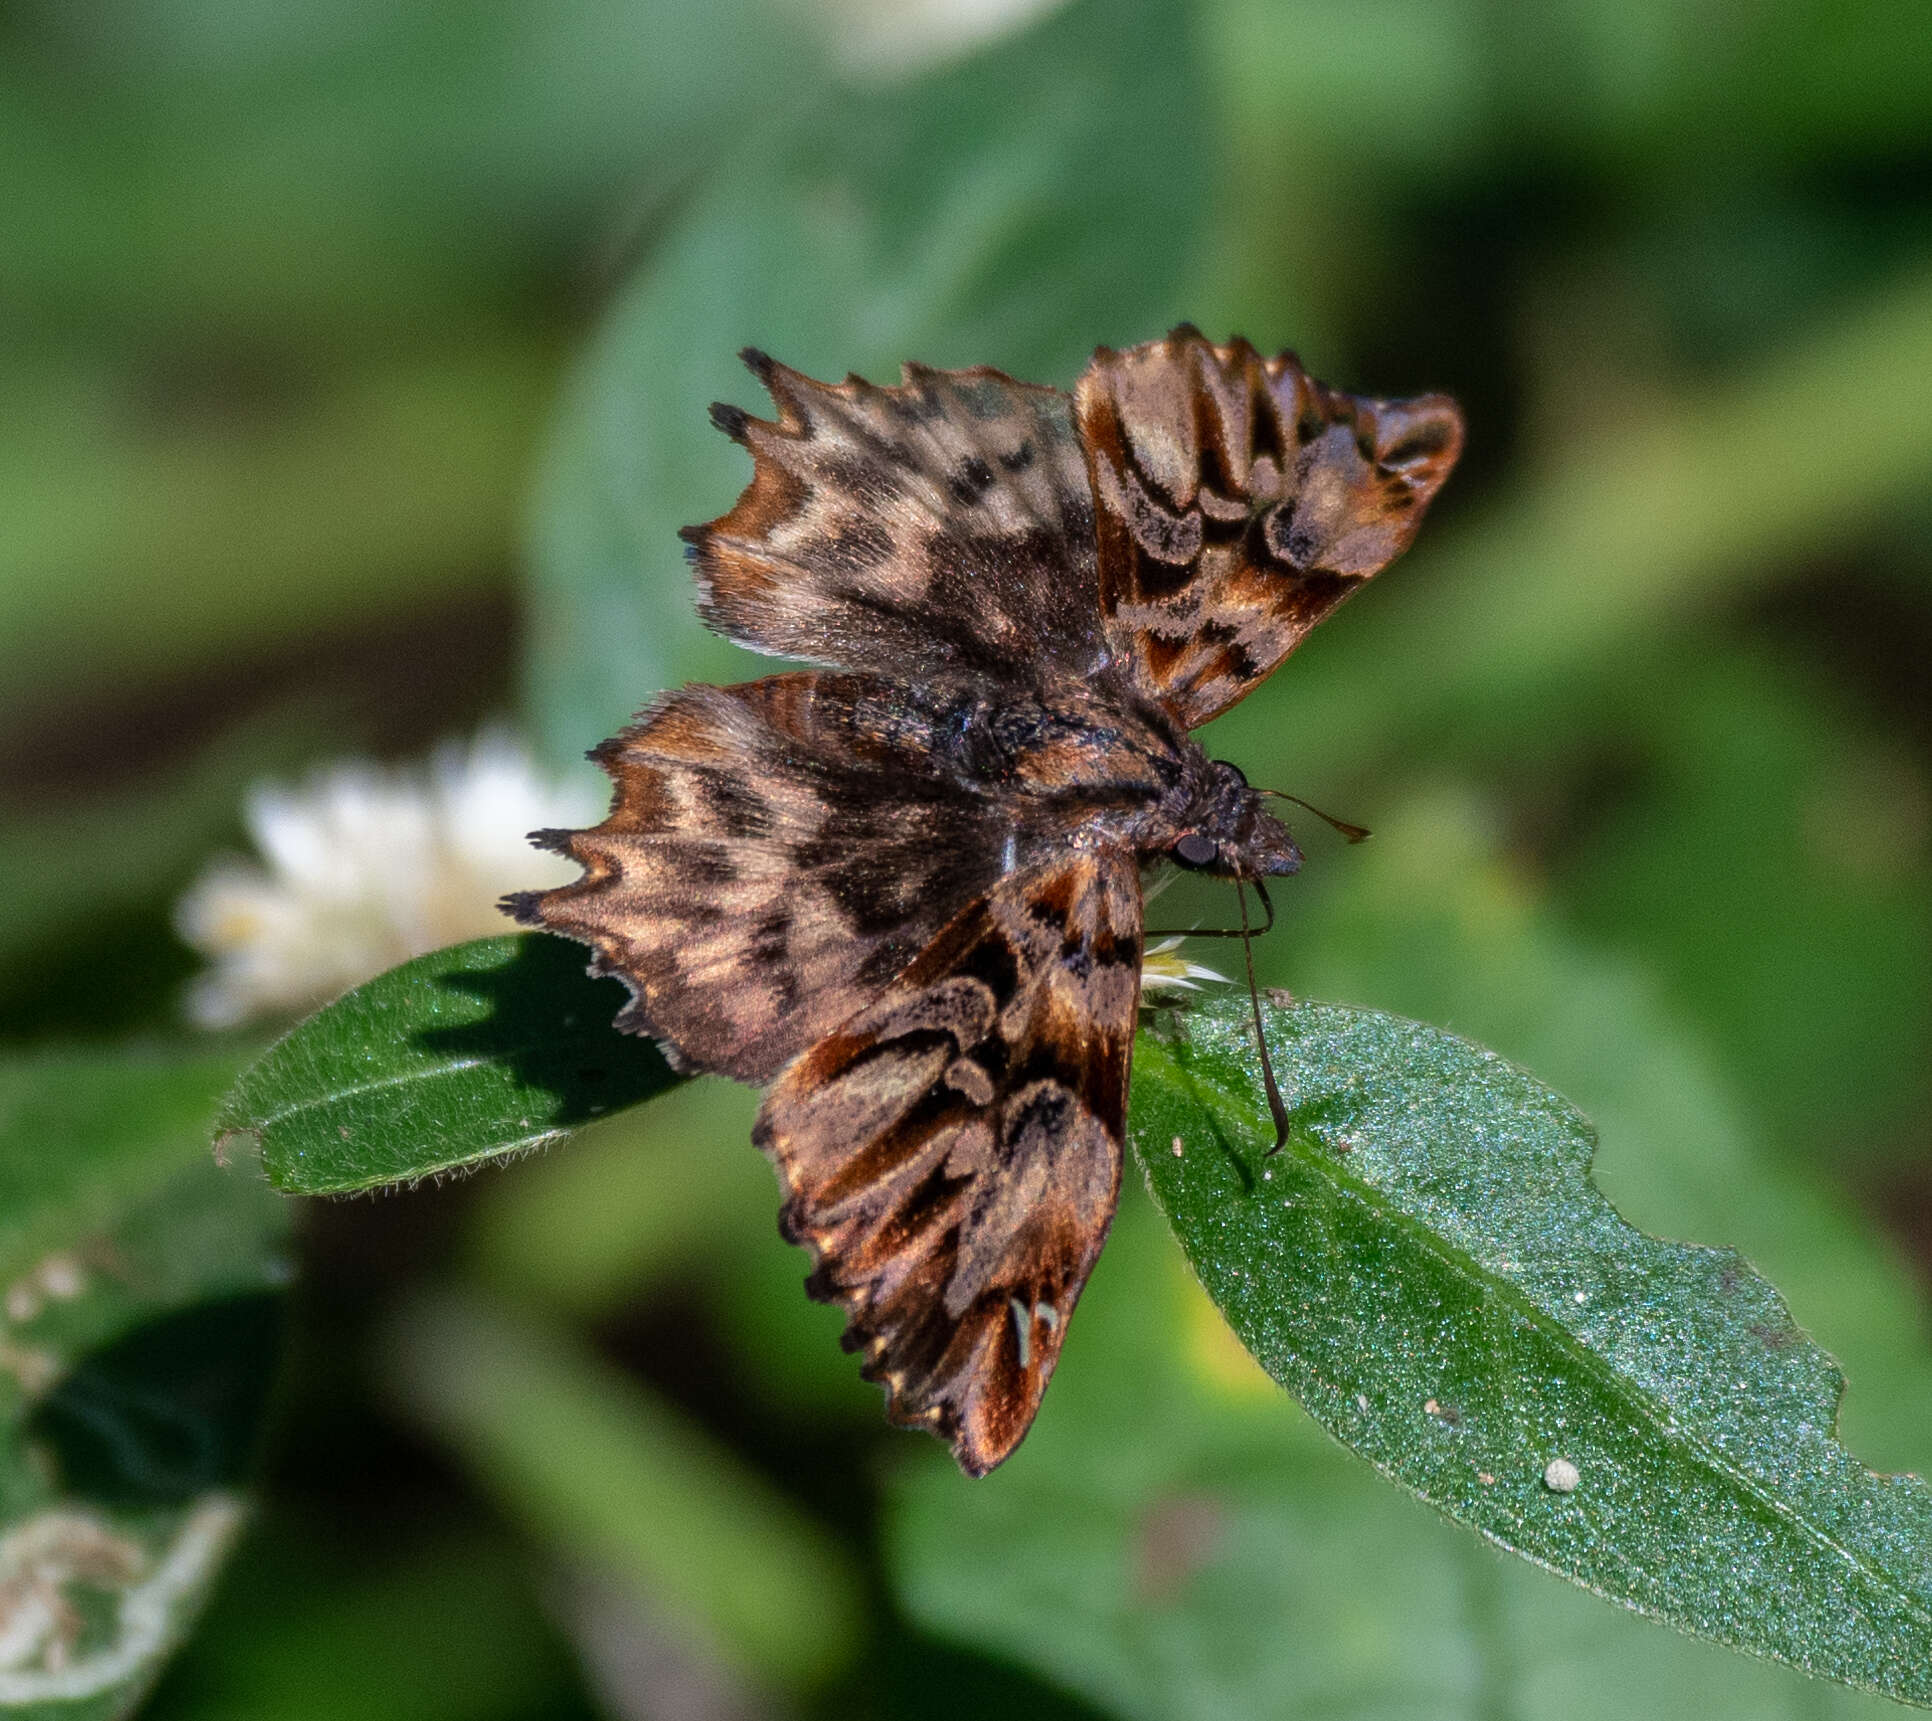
[1167,759,1302,881]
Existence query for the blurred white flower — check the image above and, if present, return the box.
[1139,937,1225,996]
[175,732,599,1030]
[813,0,1068,75]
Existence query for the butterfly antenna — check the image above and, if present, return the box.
[1261,790,1371,844]
[1237,880,1290,1155]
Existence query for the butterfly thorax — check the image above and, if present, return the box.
[912,676,1300,881]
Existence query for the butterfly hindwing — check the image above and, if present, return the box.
[508,672,1022,1084]
[1075,326,1464,728]
[685,354,1108,688]
[755,847,1142,1474]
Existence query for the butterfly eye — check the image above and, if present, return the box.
[1174,833,1217,867]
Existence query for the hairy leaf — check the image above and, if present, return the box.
[1279,787,1932,1474]
[893,1186,1918,1721]
[209,883,1932,1703]
[219,934,680,1195]
[1132,996,1932,1705]
[894,784,1932,1716]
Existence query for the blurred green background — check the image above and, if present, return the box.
[6,0,1932,1714]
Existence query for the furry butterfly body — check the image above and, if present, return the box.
[508,328,1463,1474]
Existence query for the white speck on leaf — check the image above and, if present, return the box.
[1543,1458,1581,1493]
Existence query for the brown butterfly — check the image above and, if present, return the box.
[506,327,1462,1474]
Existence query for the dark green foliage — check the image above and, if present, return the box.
[220,935,679,1194]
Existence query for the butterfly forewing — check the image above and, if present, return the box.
[685,355,1107,689]
[755,849,1141,1475]
[1076,326,1463,728]
[511,672,1022,1083]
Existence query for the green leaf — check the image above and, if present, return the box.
[523,0,1210,761]
[893,1187,1918,1721]
[202,824,1932,1703]
[218,933,682,1196]
[888,788,1932,1720]
[896,801,1932,1719]
[230,929,884,1422]
[1283,785,1932,1477]
[1131,994,1932,1705]
[0,1049,291,1719]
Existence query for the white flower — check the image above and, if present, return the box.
[815,0,1069,75]
[175,732,600,1030]
[1139,937,1226,996]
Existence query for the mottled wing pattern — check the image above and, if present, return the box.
[1076,325,1465,728]
[756,848,1141,1474]
[506,673,1019,1085]
[683,353,1106,686]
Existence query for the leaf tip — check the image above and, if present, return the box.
[211,1126,260,1172]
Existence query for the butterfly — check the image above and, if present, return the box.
[506,327,1463,1474]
